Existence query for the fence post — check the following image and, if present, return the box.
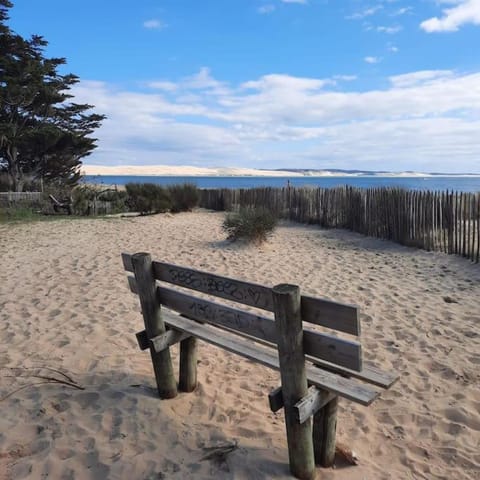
[132,252,177,399]
[272,284,315,480]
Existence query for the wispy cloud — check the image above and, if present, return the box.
[258,4,276,14]
[377,25,403,33]
[421,0,480,32]
[364,56,381,63]
[148,81,178,92]
[391,6,413,17]
[72,69,480,172]
[389,70,454,88]
[346,5,383,20]
[143,19,167,30]
[333,75,358,81]
[281,0,308,4]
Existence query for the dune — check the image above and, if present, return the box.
[0,211,479,479]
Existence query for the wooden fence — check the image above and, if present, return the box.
[0,192,113,216]
[200,186,480,263]
[0,192,43,205]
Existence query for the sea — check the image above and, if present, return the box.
[84,175,480,193]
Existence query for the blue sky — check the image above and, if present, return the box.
[8,0,480,172]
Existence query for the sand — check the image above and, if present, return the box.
[0,210,479,480]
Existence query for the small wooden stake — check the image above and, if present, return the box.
[132,252,177,399]
[272,283,316,480]
[179,336,197,392]
[313,395,339,467]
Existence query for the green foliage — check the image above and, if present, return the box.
[125,183,172,214]
[0,195,42,222]
[69,185,128,215]
[0,1,105,191]
[0,206,35,222]
[168,183,199,213]
[222,207,277,244]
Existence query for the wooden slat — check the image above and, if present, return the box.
[122,253,360,335]
[135,330,149,350]
[301,296,360,336]
[154,260,274,310]
[295,387,336,424]
[159,286,362,371]
[163,312,380,405]
[122,252,134,272]
[151,329,191,353]
[127,275,138,294]
[269,385,337,423]
[268,386,284,412]
[308,358,398,389]
[129,272,395,387]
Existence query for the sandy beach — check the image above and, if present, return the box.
[0,210,479,480]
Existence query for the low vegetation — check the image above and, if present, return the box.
[0,182,200,221]
[168,183,199,212]
[125,182,200,215]
[222,207,277,244]
[125,183,172,214]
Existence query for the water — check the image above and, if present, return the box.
[84,175,480,192]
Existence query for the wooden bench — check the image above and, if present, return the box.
[122,252,399,480]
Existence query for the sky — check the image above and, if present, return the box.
[7,0,480,173]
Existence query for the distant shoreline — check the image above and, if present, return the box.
[82,165,480,178]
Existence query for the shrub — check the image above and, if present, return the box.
[125,183,171,214]
[71,185,95,215]
[222,207,277,244]
[0,204,38,222]
[168,183,199,213]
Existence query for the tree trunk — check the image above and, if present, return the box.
[7,146,24,192]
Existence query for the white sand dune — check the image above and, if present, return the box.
[0,211,479,479]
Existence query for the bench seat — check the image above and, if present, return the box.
[160,310,381,405]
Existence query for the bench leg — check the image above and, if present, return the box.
[313,395,338,467]
[133,253,178,399]
[273,284,315,480]
[179,336,197,392]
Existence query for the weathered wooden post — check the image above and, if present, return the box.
[312,395,338,467]
[132,252,177,399]
[272,284,316,480]
[179,336,197,392]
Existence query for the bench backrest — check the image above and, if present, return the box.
[122,253,363,372]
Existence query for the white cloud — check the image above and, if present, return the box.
[377,25,403,33]
[73,69,480,173]
[143,19,167,30]
[281,0,308,4]
[258,4,276,14]
[421,0,480,32]
[347,6,383,20]
[364,56,381,63]
[148,81,178,92]
[389,70,454,87]
[241,74,332,91]
[391,6,413,16]
[333,75,358,81]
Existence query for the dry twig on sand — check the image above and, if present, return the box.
[0,366,84,402]
[200,440,238,463]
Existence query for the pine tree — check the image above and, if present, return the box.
[0,0,106,191]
